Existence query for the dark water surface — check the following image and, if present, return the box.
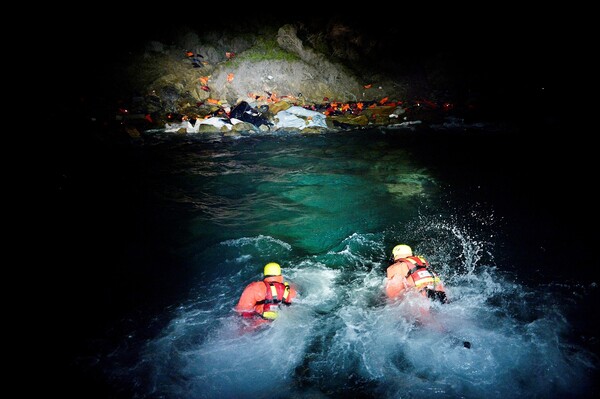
[47,122,598,398]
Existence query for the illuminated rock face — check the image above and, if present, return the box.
[76,16,564,134]
[103,21,422,131]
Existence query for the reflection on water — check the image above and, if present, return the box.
[60,128,598,398]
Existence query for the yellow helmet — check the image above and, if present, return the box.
[392,244,413,260]
[263,262,281,276]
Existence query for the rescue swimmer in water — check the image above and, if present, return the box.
[385,244,470,348]
[235,262,298,327]
[385,244,448,303]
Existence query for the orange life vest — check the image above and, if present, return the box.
[397,256,435,288]
[257,281,291,320]
[395,256,447,303]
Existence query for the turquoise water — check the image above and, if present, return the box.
[53,126,598,398]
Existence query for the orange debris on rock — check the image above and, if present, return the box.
[266,92,279,103]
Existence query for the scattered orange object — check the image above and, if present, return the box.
[363,84,372,89]
[227,73,234,82]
